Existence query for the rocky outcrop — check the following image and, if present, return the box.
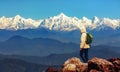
[108,58,120,72]
[61,57,120,72]
[88,57,115,72]
[62,57,87,72]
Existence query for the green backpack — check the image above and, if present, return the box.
[86,33,93,44]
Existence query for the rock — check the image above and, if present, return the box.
[88,57,115,72]
[62,57,88,72]
[46,67,58,72]
[78,63,88,72]
[62,64,77,72]
[89,69,101,72]
[61,57,120,72]
[108,58,120,72]
[63,57,82,68]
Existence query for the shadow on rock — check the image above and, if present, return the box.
[88,57,115,72]
[108,58,120,72]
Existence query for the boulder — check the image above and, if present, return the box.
[62,57,88,72]
[62,64,77,72]
[88,57,115,72]
[108,58,120,72]
[89,69,101,72]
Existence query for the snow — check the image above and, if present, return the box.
[0,13,120,31]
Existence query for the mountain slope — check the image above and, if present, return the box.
[0,35,78,56]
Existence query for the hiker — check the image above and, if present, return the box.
[79,26,90,62]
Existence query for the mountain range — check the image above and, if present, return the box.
[0,13,120,46]
[0,13,120,31]
[0,13,120,57]
[0,36,119,62]
[0,13,120,72]
[0,35,119,71]
[0,44,120,65]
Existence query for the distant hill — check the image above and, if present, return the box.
[0,58,60,72]
[0,35,119,66]
[0,35,79,56]
[0,45,119,65]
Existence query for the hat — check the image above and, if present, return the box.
[80,26,87,33]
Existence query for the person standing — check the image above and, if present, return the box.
[79,26,90,62]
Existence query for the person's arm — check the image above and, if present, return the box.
[80,33,86,50]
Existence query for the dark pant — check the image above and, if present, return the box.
[80,49,88,62]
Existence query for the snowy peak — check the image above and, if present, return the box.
[52,13,69,20]
[92,17,120,30]
[57,12,67,18]
[92,16,100,23]
[0,15,42,30]
[12,15,23,22]
[40,13,81,31]
[14,15,21,19]
[12,15,23,23]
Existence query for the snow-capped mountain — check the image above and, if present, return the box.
[40,13,81,31]
[0,13,120,31]
[0,15,42,30]
[91,16,120,30]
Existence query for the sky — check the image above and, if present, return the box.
[0,0,120,19]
